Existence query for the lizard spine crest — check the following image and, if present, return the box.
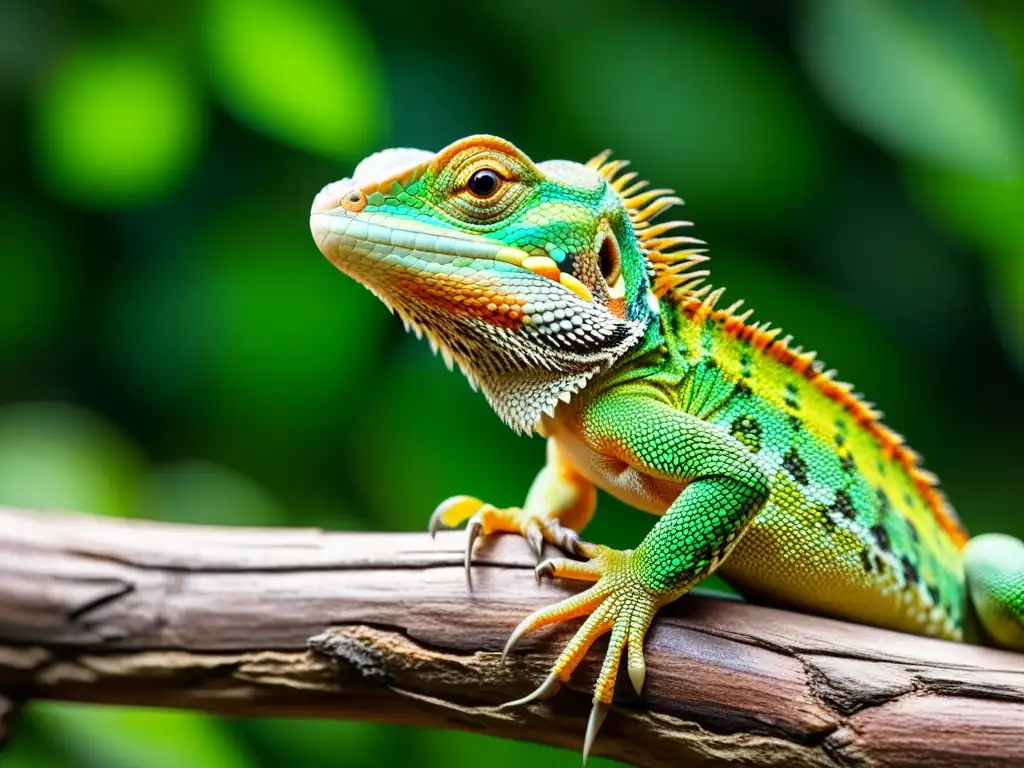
[590,150,968,550]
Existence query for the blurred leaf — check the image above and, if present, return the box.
[0,403,143,516]
[0,204,75,361]
[32,39,204,206]
[984,253,1024,381]
[0,1,66,95]
[808,165,972,346]
[907,164,1024,257]
[202,0,385,157]
[536,8,830,226]
[799,0,1024,176]
[352,339,540,531]
[102,191,389,439]
[238,717,389,768]
[418,726,624,768]
[133,459,285,526]
[29,702,251,768]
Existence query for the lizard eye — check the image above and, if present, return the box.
[467,168,502,198]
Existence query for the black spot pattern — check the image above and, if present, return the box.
[729,416,762,453]
[859,549,875,574]
[906,520,919,543]
[901,556,919,587]
[733,381,752,398]
[870,524,891,552]
[840,453,857,474]
[784,383,800,409]
[782,448,809,485]
[876,488,891,515]
[830,490,856,520]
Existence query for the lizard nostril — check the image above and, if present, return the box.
[341,189,367,212]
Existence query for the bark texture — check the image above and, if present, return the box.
[1,507,1023,767]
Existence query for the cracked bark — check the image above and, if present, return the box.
[1,507,1023,767]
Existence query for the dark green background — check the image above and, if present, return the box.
[3,0,1023,766]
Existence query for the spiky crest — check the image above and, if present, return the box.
[588,150,709,301]
[588,149,968,549]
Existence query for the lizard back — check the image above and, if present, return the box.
[589,152,972,641]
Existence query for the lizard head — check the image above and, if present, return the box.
[310,135,703,432]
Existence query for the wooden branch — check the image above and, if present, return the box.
[1,507,1023,767]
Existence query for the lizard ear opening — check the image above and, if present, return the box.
[599,232,622,287]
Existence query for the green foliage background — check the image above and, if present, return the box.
[2,0,1023,765]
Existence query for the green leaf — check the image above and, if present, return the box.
[0,403,144,516]
[202,0,386,157]
[535,8,830,226]
[985,253,1024,385]
[33,40,204,206]
[351,340,540,531]
[0,204,75,361]
[132,460,285,526]
[799,0,1024,176]
[101,188,390,448]
[908,164,1024,257]
[28,702,251,768]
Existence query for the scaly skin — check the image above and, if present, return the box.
[310,135,1024,761]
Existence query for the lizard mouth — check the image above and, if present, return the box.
[309,206,530,273]
[310,173,594,305]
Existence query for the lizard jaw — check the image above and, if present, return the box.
[310,184,646,435]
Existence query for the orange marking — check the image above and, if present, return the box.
[397,274,525,330]
[429,134,542,177]
[682,297,970,550]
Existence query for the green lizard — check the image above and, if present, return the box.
[309,135,1024,761]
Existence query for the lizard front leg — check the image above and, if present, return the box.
[501,386,770,761]
[429,438,597,587]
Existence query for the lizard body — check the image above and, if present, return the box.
[309,135,1024,760]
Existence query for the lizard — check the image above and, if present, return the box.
[308,134,1024,762]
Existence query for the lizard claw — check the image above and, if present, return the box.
[465,518,483,591]
[583,700,611,765]
[428,495,589,591]
[526,522,545,561]
[500,547,659,763]
[498,672,562,708]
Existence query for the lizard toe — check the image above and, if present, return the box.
[501,546,662,761]
[429,495,588,589]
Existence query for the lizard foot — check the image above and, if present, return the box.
[429,495,589,590]
[500,546,661,764]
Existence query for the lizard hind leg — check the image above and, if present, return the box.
[964,533,1024,650]
[428,438,597,589]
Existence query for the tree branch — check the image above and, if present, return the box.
[1,507,1022,767]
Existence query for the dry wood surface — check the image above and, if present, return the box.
[1,507,1023,767]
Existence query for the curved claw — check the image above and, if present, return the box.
[628,659,646,696]
[526,523,545,561]
[628,642,646,696]
[429,494,477,539]
[535,559,555,584]
[427,506,445,539]
[498,672,562,709]
[582,700,610,765]
[548,520,582,556]
[465,518,483,591]
[501,611,535,664]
